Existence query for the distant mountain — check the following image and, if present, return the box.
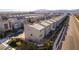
[33,9,75,13]
[0,9,30,14]
[69,9,79,13]
[0,9,17,12]
[33,9,51,13]
[0,9,79,14]
[52,9,79,13]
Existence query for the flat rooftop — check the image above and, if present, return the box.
[49,19,56,22]
[40,21,50,27]
[29,23,45,30]
[52,15,66,21]
[44,20,53,24]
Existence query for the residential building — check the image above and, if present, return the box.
[39,21,51,36]
[8,17,24,31]
[0,16,25,34]
[24,14,67,43]
[24,23,45,42]
[44,20,54,30]
[0,16,12,32]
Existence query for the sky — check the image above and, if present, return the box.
[0,0,79,11]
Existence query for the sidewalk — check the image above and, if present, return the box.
[0,37,15,50]
[2,37,15,50]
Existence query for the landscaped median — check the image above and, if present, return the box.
[7,38,37,50]
[7,38,54,50]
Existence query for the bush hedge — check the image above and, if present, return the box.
[0,34,4,39]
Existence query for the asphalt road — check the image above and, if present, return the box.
[62,15,79,50]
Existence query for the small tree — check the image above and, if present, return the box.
[12,38,16,42]
[16,41,22,47]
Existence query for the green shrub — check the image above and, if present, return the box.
[44,40,53,49]
[12,38,16,42]
[0,34,4,39]
[16,41,22,47]
[27,42,37,49]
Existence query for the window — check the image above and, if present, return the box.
[30,34,32,36]
[9,22,12,28]
[4,24,8,29]
[40,34,42,37]
[40,30,41,32]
